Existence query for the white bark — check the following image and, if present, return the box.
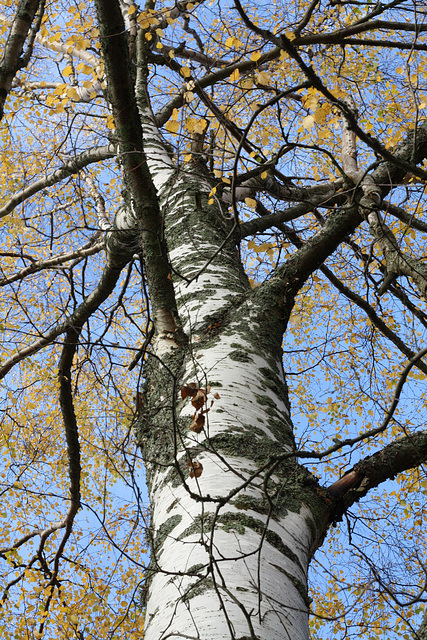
[142,163,318,640]
[144,344,314,640]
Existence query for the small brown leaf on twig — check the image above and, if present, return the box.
[191,388,206,410]
[181,383,198,399]
[188,459,203,478]
[189,413,205,433]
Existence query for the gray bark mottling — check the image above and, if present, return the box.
[417,612,427,640]
[138,157,331,640]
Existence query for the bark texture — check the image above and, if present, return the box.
[137,148,330,639]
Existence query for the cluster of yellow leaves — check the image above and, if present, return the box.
[0,321,147,637]
[0,15,146,623]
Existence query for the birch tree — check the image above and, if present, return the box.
[1,0,427,638]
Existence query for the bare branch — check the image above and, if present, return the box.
[35,328,83,638]
[0,11,100,66]
[296,18,427,46]
[383,200,427,234]
[298,345,427,464]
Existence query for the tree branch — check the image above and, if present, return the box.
[0,144,117,219]
[95,0,184,344]
[0,0,43,119]
[383,200,427,234]
[0,235,103,287]
[35,328,83,638]
[320,264,427,376]
[295,18,427,46]
[0,256,126,379]
[329,427,427,511]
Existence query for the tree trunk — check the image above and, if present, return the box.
[138,157,329,640]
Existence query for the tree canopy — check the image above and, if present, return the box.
[1,0,427,638]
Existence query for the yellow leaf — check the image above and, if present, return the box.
[302,114,315,130]
[225,36,242,49]
[66,87,80,101]
[181,66,191,78]
[62,65,73,77]
[240,78,253,90]
[314,105,329,124]
[193,119,208,134]
[258,242,270,252]
[165,120,179,134]
[302,91,318,110]
[245,197,257,209]
[256,71,271,85]
[261,171,267,179]
[250,51,261,62]
[317,129,330,140]
[186,117,195,132]
[229,69,240,82]
[128,4,136,14]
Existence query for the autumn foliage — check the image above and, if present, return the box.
[1,0,427,638]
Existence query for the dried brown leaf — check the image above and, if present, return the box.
[188,459,203,478]
[191,389,206,410]
[189,414,205,433]
[181,383,198,399]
